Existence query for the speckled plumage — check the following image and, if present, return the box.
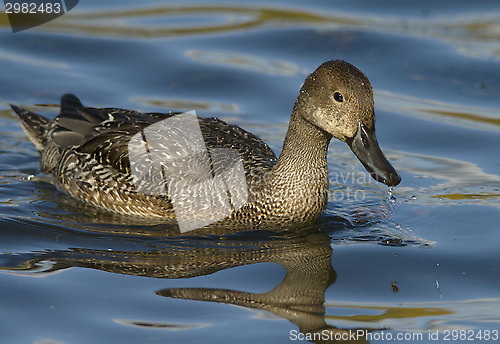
[13,60,400,227]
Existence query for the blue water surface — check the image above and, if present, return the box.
[1,1,500,343]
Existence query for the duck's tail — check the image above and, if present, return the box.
[11,104,52,152]
[11,94,85,152]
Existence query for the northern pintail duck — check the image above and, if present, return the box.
[12,60,400,229]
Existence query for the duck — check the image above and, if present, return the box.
[12,60,400,231]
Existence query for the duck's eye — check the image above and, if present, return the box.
[333,91,343,103]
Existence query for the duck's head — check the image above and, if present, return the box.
[297,60,401,187]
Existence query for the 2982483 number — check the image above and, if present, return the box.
[443,329,499,341]
[5,2,61,14]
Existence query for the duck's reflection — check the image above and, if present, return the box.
[155,233,370,344]
[1,229,372,343]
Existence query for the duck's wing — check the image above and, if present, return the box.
[48,94,176,175]
[198,117,277,179]
[55,94,277,178]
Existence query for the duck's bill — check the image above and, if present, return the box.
[347,121,401,187]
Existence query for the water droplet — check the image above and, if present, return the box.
[388,187,397,204]
[21,175,35,181]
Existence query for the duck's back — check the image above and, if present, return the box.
[13,94,277,220]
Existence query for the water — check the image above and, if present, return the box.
[388,188,396,204]
[1,1,500,343]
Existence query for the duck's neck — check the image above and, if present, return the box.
[274,109,332,174]
[266,109,332,220]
